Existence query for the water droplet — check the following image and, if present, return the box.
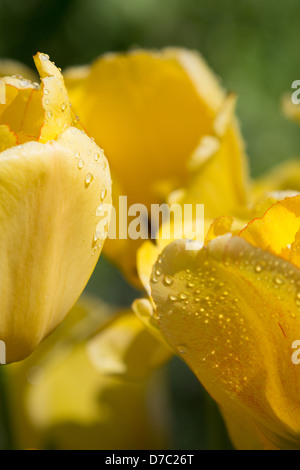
[100,188,107,201]
[179,293,188,300]
[47,110,53,118]
[19,79,29,87]
[178,344,187,354]
[85,173,93,185]
[255,265,262,273]
[187,282,195,288]
[61,103,67,112]
[94,231,101,242]
[44,88,49,95]
[169,294,178,301]
[78,159,84,169]
[96,203,103,216]
[274,275,284,285]
[94,152,100,161]
[75,151,80,159]
[164,275,173,286]
[41,53,50,61]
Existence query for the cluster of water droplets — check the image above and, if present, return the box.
[11,74,40,90]
[150,250,287,397]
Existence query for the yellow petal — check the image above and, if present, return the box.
[253,160,300,199]
[6,295,168,450]
[87,306,171,380]
[150,235,300,449]
[65,48,249,286]
[182,93,249,217]
[0,124,17,152]
[0,77,43,143]
[0,126,111,362]
[240,195,300,264]
[221,409,278,450]
[33,53,73,143]
[204,216,234,244]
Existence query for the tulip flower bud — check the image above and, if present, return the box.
[0,53,112,363]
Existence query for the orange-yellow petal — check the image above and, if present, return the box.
[150,235,300,449]
[240,195,300,265]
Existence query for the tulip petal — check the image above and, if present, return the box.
[6,295,168,450]
[87,306,171,380]
[33,53,73,143]
[65,48,249,287]
[0,126,111,362]
[0,78,43,143]
[175,94,249,217]
[0,124,17,151]
[150,235,300,449]
[240,195,300,265]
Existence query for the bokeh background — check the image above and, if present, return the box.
[0,0,299,449]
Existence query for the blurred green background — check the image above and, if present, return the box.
[0,0,299,449]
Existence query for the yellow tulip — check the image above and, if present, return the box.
[6,295,169,450]
[0,53,112,363]
[147,194,300,449]
[64,48,249,286]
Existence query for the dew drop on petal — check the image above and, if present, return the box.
[179,293,188,300]
[169,294,178,301]
[163,275,173,286]
[274,275,284,285]
[94,231,101,242]
[100,188,107,201]
[78,159,84,169]
[85,173,93,185]
[19,79,29,87]
[178,344,187,354]
[96,203,103,216]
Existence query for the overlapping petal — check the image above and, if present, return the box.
[150,234,300,449]
[65,48,249,286]
[0,54,112,362]
[6,295,169,450]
